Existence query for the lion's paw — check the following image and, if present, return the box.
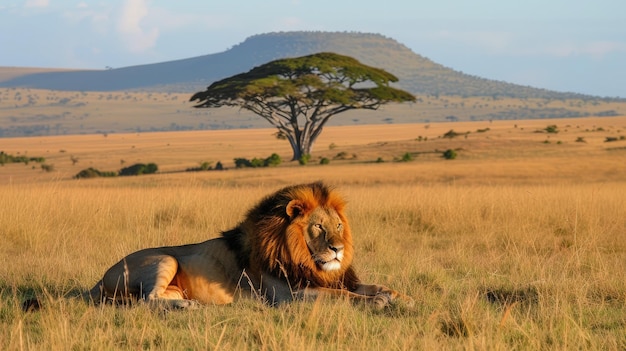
[372,292,393,309]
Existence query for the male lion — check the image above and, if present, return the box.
[85,181,407,308]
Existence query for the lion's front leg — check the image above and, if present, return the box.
[352,283,413,308]
[294,285,409,309]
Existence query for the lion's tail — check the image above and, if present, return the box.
[22,281,104,312]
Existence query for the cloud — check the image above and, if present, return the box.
[117,0,159,53]
[544,40,626,60]
[25,0,49,8]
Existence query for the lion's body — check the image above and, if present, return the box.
[88,182,405,308]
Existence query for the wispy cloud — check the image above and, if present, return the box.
[546,40,626,59]
[117,0,159,53]
[25,0,49,8]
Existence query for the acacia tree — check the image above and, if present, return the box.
[190,52,415,161]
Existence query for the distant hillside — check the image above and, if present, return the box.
[0,31,601,100]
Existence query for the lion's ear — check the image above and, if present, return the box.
[286,199,308,219]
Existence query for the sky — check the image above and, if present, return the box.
[1,0,625,98]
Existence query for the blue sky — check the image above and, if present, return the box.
[1,0,625,97]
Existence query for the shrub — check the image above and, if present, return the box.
[443,130,462,138]
[265,153,282,167]
[249,158,266,168]
[119,163,158,176]
[544,125,559,133]
[298,154,311,165]
[320,157,330,165]
[234,154,282,168]
[74,167,117,179]
[234,158,252,168]
[186,161,213,172]
[215,161,224,170]
[443,149,458,160]
[403,152,414,162]
[0,151,45,165]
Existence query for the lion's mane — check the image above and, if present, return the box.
[222,181,360,291]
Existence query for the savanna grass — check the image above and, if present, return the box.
[1,179,625,350]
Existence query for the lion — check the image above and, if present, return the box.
[81,181,407,309]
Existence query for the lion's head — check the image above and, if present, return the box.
[223,182,359,291]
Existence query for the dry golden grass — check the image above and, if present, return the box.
[1,117,626,349]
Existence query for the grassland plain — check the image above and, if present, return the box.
[1,117,626,350]
[2,87,626,137]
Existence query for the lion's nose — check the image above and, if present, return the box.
[329,244,344,253]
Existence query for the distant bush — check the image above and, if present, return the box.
[186,161,213,172]
[298,154,311,165]
[400,152,413,162]
[443,149,458,160]
[265,153,282,167]
[320,157,330,165]
[234,158,253,168]
[0,151,45,165]
[119,163,158,176]
[544,125,559,133]
[234,154,282,168]
[74,167,117,179]
[443,130,463,139]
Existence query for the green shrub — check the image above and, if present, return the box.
[250,158,266,168]
[298,154,311,165]
[265,153,282,167]
[74,167,117,179]
[443,149,457,160]
[119,163,158,176]
[234,158,252,168]
[320,157,330,165]
[544,125,559,133]
[401,152,413,162]
[234,154,282,168]
[0,151,45,165]
[443,130,462,138]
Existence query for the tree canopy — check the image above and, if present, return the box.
[190,52,415,160]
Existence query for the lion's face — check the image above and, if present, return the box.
[241,182,356,289]
[304,207,346,272]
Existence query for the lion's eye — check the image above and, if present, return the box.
[314,224,323,230]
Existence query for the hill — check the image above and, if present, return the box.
[0,31,604,99]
